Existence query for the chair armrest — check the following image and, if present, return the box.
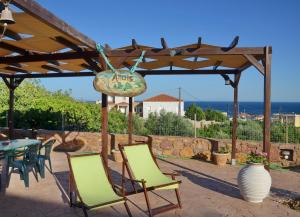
[130,179,145,183]
[163,172,180,176]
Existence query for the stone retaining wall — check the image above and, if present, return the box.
[1,128,299,166]
[148,135,300,166]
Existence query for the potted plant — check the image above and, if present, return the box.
[237,151,271,203]
[213,146,230,166]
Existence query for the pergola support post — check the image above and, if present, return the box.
[8,79,14,139]
[263,46,272,162]
[128,97,133,144]
[101,93,108,166]
[2,77,24,139]
[231,73,241,165]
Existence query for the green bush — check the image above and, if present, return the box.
[145,110,193,136]
[237,121,263,141]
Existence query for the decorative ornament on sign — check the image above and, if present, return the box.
[93,44,147,97]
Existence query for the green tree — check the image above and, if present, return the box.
[185,104,205,121]
[0,80,101,132]
[205,108,226,122]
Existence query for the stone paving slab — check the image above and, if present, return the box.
[0,151,299,217]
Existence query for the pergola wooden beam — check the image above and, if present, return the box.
[243,54,265,75]
[0,26,22,41]
[11,0,96,48]
[194,37,202,62]
[41,65,63,73]
[0,69,240,79]
[54,36,102,72]
[0,41,30,55]
[0,47,271,65]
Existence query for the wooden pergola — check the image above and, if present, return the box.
[0,0,272,166]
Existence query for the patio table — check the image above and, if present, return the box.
[0,139,41,191]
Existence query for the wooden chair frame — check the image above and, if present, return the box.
[67,153,132,217]
[118,142,182,217]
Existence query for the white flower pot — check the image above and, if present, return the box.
[237,164,272,203]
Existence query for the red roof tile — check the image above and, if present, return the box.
[144,94,181,102]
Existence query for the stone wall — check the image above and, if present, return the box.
[0,128,105,152]
[1,128,299,166]
[148,135,300,166]
[149,135,213,158]
[110,133,148,150]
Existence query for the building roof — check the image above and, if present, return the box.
[144,94,182,102]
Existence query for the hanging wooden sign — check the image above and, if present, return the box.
[93,69,147,97]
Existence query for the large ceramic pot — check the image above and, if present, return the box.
[237,163,272,203]
[212,152,229,166]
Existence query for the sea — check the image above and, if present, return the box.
[184,101,300,116]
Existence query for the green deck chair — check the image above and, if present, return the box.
[67,153,132,217]
[119,143,182,217]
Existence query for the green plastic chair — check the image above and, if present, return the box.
[9,145,40,188]
[67,153,132,217]
[38,139,56,177]
[119,143,182,217]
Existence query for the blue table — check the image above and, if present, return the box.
[0,139,41,151]
[0,139,41,191]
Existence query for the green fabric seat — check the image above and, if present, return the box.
[67,153,132,217]
[124,144,178,190]
[120,143,182,217]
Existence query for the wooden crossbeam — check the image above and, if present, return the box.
[47,60,60,66]
[41,65,63,73]
[54,36,102,72]
[194,37,202,62]
[5,66,29,74]
[11,0,96,48]
[213,60,223,71]
[0,26,22,41]
[243,54,265,75]
[0,47,270,65]
[233,72,242,88]
[54,36,83,52]
[4,69,239,79]
[0,41,61,67]
[0,41,29,55]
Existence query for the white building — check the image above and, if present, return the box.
[142,94,184,119]
[96,96,134,115]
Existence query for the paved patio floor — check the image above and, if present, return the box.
[0,151,299,217]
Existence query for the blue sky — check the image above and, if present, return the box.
[37,0,300,102]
